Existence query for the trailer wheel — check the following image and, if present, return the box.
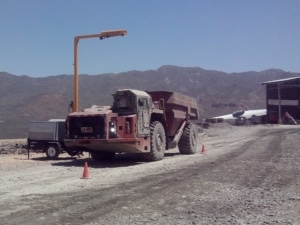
[91,152,115,161]
[45,144,60,159]
[145,121,166,161]
[178,123,198,154]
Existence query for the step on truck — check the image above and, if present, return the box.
[64,89,199,161]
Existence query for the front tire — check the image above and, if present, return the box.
[45,144,60,159]
[145,121,166,161]
[178,123,198,154]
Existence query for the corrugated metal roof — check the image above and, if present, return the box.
[261,76,300,85]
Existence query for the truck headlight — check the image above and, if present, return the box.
[109,122,116,133]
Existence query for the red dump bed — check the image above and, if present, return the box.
[147,91,199,136]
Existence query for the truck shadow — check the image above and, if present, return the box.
[31,152,181,168]
[30,156,78,161]
[51,158,141,168]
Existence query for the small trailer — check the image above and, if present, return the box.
[27,119,76,159]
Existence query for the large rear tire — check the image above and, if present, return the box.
[145,121,166,161]
[178,123,198,154]
[45,144,60,159]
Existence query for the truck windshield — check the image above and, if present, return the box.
[114,95,133,110]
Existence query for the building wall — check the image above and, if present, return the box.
[265,80,300,123]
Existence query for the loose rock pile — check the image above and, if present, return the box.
[202,122,237,137]
[0,139,27,155]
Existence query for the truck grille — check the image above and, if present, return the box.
[68,115,105,139]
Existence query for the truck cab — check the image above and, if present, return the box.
[112,89,152,136]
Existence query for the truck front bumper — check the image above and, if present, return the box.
[64,137,150,153]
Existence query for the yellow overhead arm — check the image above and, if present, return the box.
[73,30,127,112]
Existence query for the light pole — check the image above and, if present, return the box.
[73,30,127,112]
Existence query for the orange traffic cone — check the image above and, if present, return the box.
[201,145,205,154]
[81,162,91,179]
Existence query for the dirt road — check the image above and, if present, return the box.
[1,124,300,225]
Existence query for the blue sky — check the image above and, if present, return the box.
[1,0,300,77]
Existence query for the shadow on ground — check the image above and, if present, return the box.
[29,151,182,168]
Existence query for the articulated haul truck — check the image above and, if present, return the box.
[64,89,199,161]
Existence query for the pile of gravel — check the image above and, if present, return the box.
[202,122,239,137]
[0,139,28,155]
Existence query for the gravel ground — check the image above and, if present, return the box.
[0,123,299,225]
[0,139,27,155]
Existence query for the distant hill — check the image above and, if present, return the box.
[0,65,298,138]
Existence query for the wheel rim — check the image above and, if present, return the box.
[156,134,163,151]
[191,131,196,147]
[47,147,57,157]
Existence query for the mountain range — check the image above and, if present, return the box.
[0,65,299,139]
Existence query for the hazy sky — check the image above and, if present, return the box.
[1,0,299,77]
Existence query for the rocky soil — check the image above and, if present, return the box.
[1,123,299,225]
[0,139,27,155]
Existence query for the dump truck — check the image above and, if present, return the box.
[64,89,199,161]
[27,119,77,159]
